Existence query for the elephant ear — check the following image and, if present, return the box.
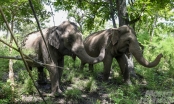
[48,30,60,49]
[111,28,119,45]
[111,25,130,45]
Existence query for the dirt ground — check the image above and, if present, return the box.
[19,78,117,104]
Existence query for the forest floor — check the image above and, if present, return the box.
[19,77,117,104]
[16,71,147,104]
[2,59,174,104]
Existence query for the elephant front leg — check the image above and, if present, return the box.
[103,55,113,80]
[79,61,86,71]
[89,64,94,72]
[58,57,64,85]
[47,63,62,96]
[115,54,132,85]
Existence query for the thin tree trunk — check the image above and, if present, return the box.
[8,16,14,102]
[150,14,158,41]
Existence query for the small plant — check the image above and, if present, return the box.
[0,81,17,103]
[66,70,75,83]
[85,77,97,92]
[22,77,36,95]
[109,88,124,103]
[64,88,82,100]
[20,69,38,95]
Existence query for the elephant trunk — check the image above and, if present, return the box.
[129,39,163,68]
[73,45,105,64]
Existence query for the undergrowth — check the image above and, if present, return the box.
[0,35,174,103]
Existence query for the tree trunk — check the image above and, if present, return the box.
[116,0,127,26]
[116,0,136,78]
[150,14,158,41]
[8,17,14,102]
[109,0,117,28]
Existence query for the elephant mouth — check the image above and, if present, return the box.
[117,47,129,54]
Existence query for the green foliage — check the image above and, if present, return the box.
[64,88,82,100]
[85,77,97,92]
[19,69,37,95]
[54,0,110,33]
[0,0,174,103]
[0,0,51,36]
[0,81,17,103]
[0,45,9,73]
[109,88,124,103]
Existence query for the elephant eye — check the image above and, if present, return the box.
[127,40,130,43]
[127,38,131,43]
[67,35,75,43]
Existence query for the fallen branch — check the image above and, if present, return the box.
[0,55,69,70]
[0,38,69,69]
[0,56,31,61]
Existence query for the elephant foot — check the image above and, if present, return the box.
[124,79,132,85]
[103,76,109,81]
[45,90,64,97]
[37,79,48,85]
[43,93,56,97]
[101,72,110,81]
[95,72,108,81]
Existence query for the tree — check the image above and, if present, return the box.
[0,1,51,102]
[0,0,51,37]
[54,0,111,34]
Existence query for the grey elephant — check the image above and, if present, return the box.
[22,21,105,96]
[80,25,163,84]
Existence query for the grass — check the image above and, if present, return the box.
[64,88,82,100]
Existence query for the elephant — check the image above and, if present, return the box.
[80,25,163,84]
[22,21,105,96]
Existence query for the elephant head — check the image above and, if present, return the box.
[47,21,105,64]
[110,25,163,68]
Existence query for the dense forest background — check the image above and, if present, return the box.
[0,0,174,103]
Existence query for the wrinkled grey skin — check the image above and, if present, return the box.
[80,25,163,84]
[22,21,105,96]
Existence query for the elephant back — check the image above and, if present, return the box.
[22,28,49,48]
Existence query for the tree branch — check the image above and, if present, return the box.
[0,6,46,104]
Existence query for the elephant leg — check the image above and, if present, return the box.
[103,55,113,80]
[72,55,76,68]
[58,57,64,84]
[29,66,32,70]
[89,64,94,72]
[46,62,62,96]
[37,67,47,85]
[115,54,132,85]
[79,61,86,70]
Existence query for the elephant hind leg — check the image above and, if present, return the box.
[103,55,113,80]
[89,64,94,72]
[29,66,32,70]
[79,61,86,71]
[37,67,48,85]
[47,64,62,96]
